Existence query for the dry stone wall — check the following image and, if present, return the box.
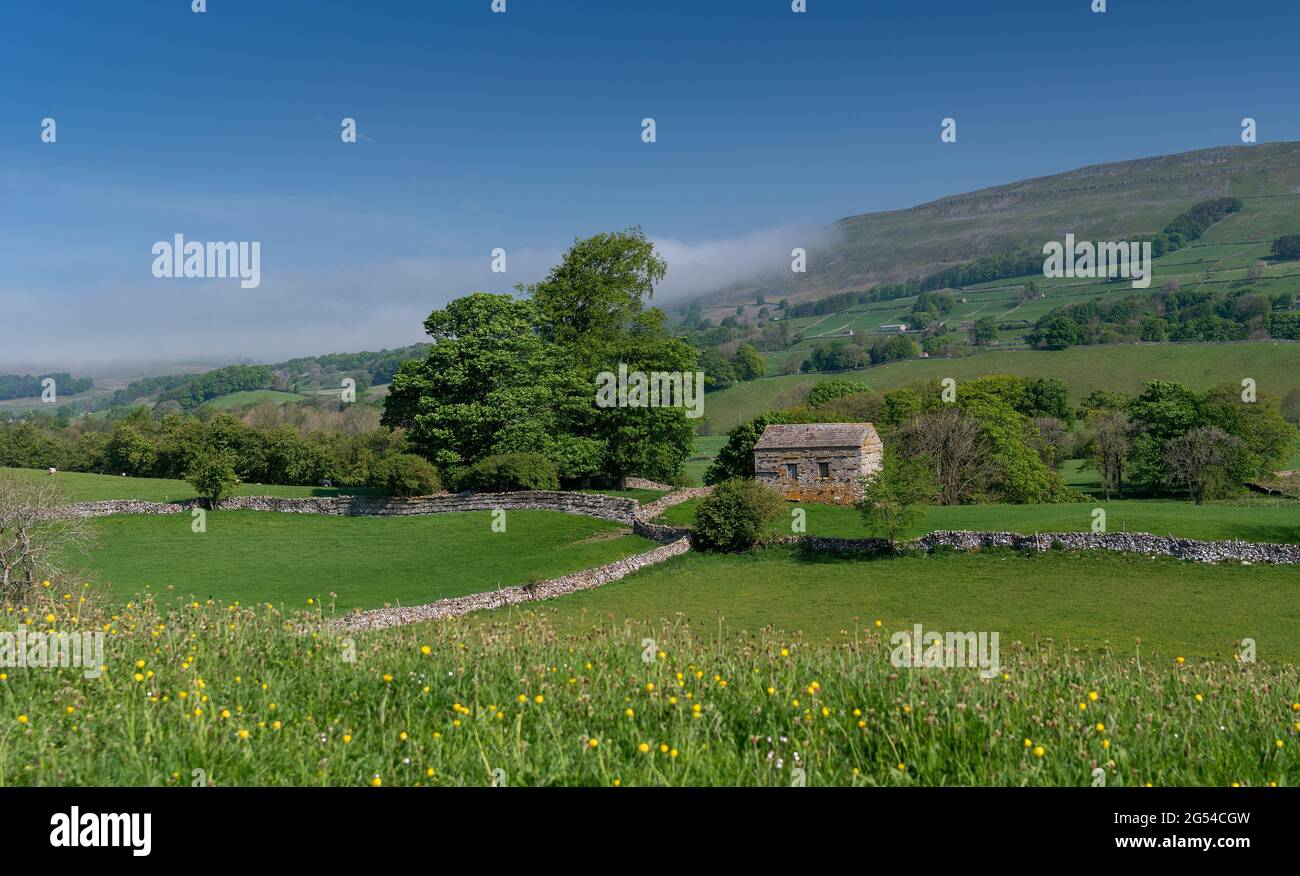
[56,491,640,525]
[327,535,692,632]
[637,486,712,523]
[775,530,1300,565]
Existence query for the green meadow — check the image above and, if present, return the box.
[655,494,1300,545]
[482,546,1300,662]
[73,510,654,611]
[199,389,310,410]
[712,341,1300,433]
[0,466,381,502]
[4,577,1295,786]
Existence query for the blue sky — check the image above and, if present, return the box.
[2,0,1298,370]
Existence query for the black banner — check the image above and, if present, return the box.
[3,786,1289,861]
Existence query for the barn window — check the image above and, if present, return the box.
[817,462,830,479]
[785,463,798,479]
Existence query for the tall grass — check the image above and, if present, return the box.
[1,585,1295,787]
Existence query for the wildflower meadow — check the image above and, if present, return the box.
[2,583,1295,787]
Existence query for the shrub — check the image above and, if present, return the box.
[693,478,784,552]
[856,448,938,542]
[805,380,870,408]
[372,453,441,497]
[1272,234,1300,261]
[187,451,239,507]
[456,452,559,492]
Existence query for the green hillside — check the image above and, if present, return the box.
[701,341,1300,433]
[709,141,1300,308]
[201,389,310,410]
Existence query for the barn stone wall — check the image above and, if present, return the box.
[755,435,883,504]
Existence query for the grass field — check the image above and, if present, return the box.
[486,546,1300,661]
[709,341,1300,432]
[655,495,1300,545]
[684,435,727,484]
[72,510,655,611]
[200,390,309,410]
[0,467,382,502]
[5,564,1295,786]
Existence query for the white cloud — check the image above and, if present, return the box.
[0,225,833,372]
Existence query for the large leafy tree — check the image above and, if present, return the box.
[385,230,694,484]
[383,293,585,472]
[522,228,667,357]
[1197,384,1295,484]
[1126,381,1203,493]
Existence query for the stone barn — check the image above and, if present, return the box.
[753,423,883,504]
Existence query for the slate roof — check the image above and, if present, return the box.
[753,423,877,450]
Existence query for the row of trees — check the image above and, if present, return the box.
[706,375,1075,505]
[0,405,409,489]
[1080,382,1293,502]
[1027,286,1299,349]
[800,334,921,373]
[706,373,1292,507]
[0,372,94,401]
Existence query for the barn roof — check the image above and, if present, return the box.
[753,423,878,450]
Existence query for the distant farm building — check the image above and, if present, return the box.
[753,423,884,504]
[877,324,909,333]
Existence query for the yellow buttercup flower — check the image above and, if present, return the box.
[638,743,650,753]
[588,738,599,748]
[1033,746,1046,757]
